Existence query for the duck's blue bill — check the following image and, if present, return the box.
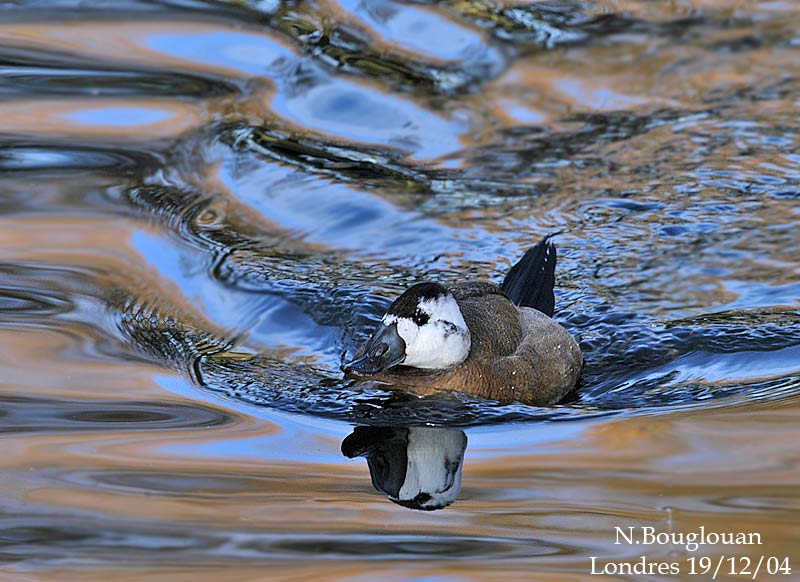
[343,322,406,376]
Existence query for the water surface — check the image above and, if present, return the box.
[1,0,800,579]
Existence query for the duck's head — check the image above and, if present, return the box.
[343,282,471,376]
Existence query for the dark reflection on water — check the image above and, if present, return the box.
[342,426,468,510]
[0,144,159,174]
[0,396,235,434]
[0,518,567,563]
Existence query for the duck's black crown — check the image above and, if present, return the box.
[386,282,449,326]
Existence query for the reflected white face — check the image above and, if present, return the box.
[382,293,470,370]
[396,427,467,510]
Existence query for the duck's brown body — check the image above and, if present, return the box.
[370,282,582,405]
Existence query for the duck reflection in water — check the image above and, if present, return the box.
[341,426,467,511]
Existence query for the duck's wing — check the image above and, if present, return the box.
[501,237,556,316]
[487,307,582,405]
[453,287,522,360]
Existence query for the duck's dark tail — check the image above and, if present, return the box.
[501,237,557,316]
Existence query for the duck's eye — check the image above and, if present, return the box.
[371,343,388,358]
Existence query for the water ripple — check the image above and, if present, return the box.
[0,396,235,434]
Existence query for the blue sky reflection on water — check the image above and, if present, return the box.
[272,80,465,160]
[337,0,486,62]
[221,153,486,259]
[146,30,295,77]
[68,106,173,127]
[146,28,464,160]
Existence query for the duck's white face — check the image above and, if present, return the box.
[343,282,471,375]
[382,293,471,370]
